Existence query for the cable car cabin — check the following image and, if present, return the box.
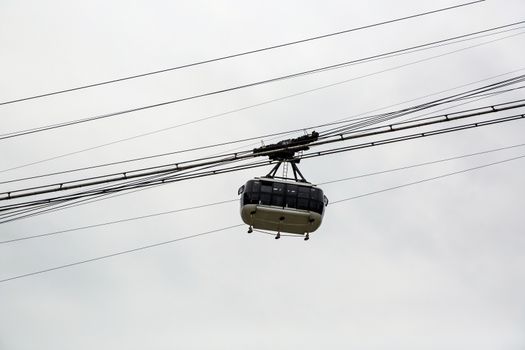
[238,177,328,236]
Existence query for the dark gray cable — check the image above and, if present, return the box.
[0,1,485,107]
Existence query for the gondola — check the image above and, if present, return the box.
[238,175,328,240]
[238,131,328,240]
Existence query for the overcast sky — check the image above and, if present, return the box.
[1,0,525,349]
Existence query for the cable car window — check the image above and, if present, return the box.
[245,192,258,204]
[244,181,259,204]
[261,183,272,194]
[310,188,322,201]
[298,186,310,198]
[309,200,323,214]
[297,198,309,210]
[285,184,298,208]
[240,179,325,213]
[260,193,271,205]
[243,189,252,204]
[272,182,284,194]
[287,184,298,195]
[270,183,284,207]
[271,194,284,207]
[285,195,296,208]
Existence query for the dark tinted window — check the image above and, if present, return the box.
[285,195,296,208]
[273,182,285,194]
[242,180,325,214]
[287,185,298,196]
[297,198,309,210]
[298,186,310,198]
[260,193,271,205]
[310,188,323,201]
[242,180,260,204]
[309,200,324,214]
[261,182,272,193]
[271,194,284,207]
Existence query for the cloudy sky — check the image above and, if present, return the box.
[1,0,525,349]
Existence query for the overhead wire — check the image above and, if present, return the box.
[233,30,525,143]
[218,82,525,161]
[2,149,524,284]
[3,129,523,223]
[2,142,524,244]
[2,69,524,188]
[0,0,485,107]
[2,106,524,223]
[0,158,270,222]
[0,156,258,223]
[2,75,524,223]
[321,84,525,141]
[0,224,246,284]
[398,85,525,122]
[316,142,525,185]
[2,98,524,211]
[325,83,525,135]
[4,88,523,206]
[0,84,504,187]
[329,154,525,204]
[2,21,524,143]
[319,75,525,136]
[2,29,524,175]
[0,199,239,244]
[0,155,269,224]
[0,118,372,186]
